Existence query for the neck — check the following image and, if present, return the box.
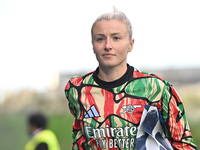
[98,64,128,82]
[30,128,44,137]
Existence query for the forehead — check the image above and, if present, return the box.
[92,19,128,34]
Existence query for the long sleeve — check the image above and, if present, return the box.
[70,118,85,150]
[161,83,197,150]
[65,80,88,150]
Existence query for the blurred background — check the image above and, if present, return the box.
[0,0,199,149]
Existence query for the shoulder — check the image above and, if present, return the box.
[133,68,172,86]
[65,71,95,90]
[35,129,57,139]
[41,129,56,136]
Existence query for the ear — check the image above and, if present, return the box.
[128,39,134,52]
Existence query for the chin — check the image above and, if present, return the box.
[99,62,115,68]
[99,61,126,69]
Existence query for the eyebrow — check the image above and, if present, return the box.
[111,32,122,36]
[94,32,122,37]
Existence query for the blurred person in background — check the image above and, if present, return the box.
[65,8,197,150]
[24,112,61,150]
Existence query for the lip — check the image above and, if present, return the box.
[102,53,115,58]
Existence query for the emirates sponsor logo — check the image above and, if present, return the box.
[85,125,137,149]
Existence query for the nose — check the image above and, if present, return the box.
[104,39,112,51]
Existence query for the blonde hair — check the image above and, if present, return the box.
[91,7,133,41]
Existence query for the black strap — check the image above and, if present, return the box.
[35,142,48,150]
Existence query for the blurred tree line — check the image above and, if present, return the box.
[0,89,69,115]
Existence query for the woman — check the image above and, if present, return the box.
[65,9,197,150]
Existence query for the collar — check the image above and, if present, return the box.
[30,128,44,138]
[93,64,134,88]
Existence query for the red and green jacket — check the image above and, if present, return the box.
[65,64,197,150]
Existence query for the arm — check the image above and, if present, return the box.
[71,118,88,150]
[162,84,197,150]
[65,81,88,150]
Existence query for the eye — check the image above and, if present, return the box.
[113,36,120,41]
[97,38,104,42]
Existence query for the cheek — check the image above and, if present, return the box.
[93,43,103,54]
[117,43,130,53]
[93,46,98,54]
[92,43,97,53]
[126,41,133,52]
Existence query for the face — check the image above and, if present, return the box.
[92,19,134,70]
[27,124,37,135]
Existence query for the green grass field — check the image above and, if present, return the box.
[0,113,74,150]
[0,113,199,150]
